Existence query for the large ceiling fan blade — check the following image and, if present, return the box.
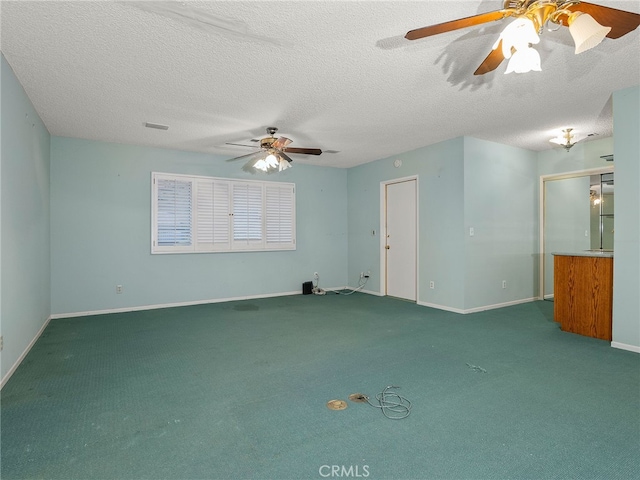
[283,147,323,156]
[272,136,293,150]
[225,142,256,148]
[564,2,640,39]
[405,9,508,40]
[474,40,506,75]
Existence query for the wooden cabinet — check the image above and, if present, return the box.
[553,254,613,341]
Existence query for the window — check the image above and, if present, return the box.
[151,172,295,254]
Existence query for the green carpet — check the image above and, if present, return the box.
[2,295,639,479]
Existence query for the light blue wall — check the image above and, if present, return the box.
[347,137,538,312]
[537,137,614,175]
[1,55,51,381]
[463,137,538,309]
[543,177,591,296]
[50,137,348,315]
[347,138,466,308]
[612,86,640,350]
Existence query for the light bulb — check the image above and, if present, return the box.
[495,17,540,58]
[265,153,279,169]
[505,46,541,74]
[278,158,292,171]
[253,159,268,171]
[494,17,542,74]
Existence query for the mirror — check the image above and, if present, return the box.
[590,172,614,251]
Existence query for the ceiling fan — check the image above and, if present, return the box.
[226,127,322,173]
[405,1,640,75]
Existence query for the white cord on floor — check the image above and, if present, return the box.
[313,274,368,295]
[324,276,368,295]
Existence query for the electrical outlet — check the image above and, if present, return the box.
[502,280,507,289]
[313,272,319,280]
[429,281,435,289]
[365,270,371,278]
[360,272,364,279]
[116,285,123,294]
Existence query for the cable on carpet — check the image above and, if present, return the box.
[466,363,487,373]
[361,385,412,420]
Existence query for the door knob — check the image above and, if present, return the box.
[385,245,390,249]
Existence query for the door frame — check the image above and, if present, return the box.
[538,166,614,300]
[379,175,419,299]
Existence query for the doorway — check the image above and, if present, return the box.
[539,166,614,299]
[383,178,417,301]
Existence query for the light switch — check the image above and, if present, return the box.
[469,227,474,237]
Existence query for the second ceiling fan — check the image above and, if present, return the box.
[405,1,640,75]
[226,127,322,173]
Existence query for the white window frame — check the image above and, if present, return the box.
[151,172,296,254]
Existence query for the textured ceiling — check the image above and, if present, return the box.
[1,1,638,168]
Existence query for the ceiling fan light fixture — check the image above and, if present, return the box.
[278,157,292,172]
[568,12,611,54]
[244,150,291,174]
[495,16,542,73]
[264,152,279,169]
[525,1,558,33]
[495,17,540,57]
[251,157,270,172]
[505,45,542,73]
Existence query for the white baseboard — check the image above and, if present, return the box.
[418,297,536,315]
[417,301,466,314]
[611,342,640,354]
[544,294,554,300]
[50,290,301,319]
[359,288,383,296]
[463,297,537,314]
[1,315,52,390]
[50,287,383,320]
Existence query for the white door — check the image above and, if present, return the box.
[385,179,417,301]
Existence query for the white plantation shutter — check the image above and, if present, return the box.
[213,181,231,245]
[232,183,263,247]
[155,177,193,251]
[195,180,230,251]
[265,184,295,248]
[152,173,295,253]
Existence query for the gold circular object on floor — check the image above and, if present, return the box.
[326,399,348,410]
[348,393,367,403]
